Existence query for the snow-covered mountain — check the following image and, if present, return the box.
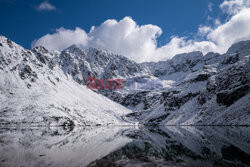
[126,41,250,125]
[0,35,249,126]
[58,45,151,84]
[0,36,132,126]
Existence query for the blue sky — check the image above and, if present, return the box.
[1,0,250,62]
[0,0,223,47]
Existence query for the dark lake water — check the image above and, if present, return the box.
[0,126,249,167]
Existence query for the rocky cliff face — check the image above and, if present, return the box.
[58,46,151,84]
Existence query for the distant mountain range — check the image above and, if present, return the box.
[0,35,249,126]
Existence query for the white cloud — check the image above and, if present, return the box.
[33,17,162,62]
[32,0,250,62]
[36,1,56,11]
[32,27,88,51]
[208,8,250,52]
[87,17,162,62]
[220,0,250,15]
[157,8,250,59]
[198,26,213,36]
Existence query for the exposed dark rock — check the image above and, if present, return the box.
[26,83,31,88]
[153,70,167,77]
[47,76,56,85]
[222,54,239,64]
[10,64,18,71]
[19,65,38,81]
[7,39,13,48]
[193,73,210,82]
[164,92,198,110]
[216,65,248,92]
[147,114,170,124]
[222,145,250,166]
[216,85,249,106]
[197,94,206,105]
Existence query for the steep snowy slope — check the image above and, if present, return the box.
[0,36,132,126]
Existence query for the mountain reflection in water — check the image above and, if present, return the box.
[0,126,249,167]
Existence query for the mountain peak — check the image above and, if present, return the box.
[63,44,84,53]
[226,40,250,55]
[0,35,8,41]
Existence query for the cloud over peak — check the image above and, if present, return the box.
[32,28,88,51]
[87,17,162,62]
[32,1,250,62]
